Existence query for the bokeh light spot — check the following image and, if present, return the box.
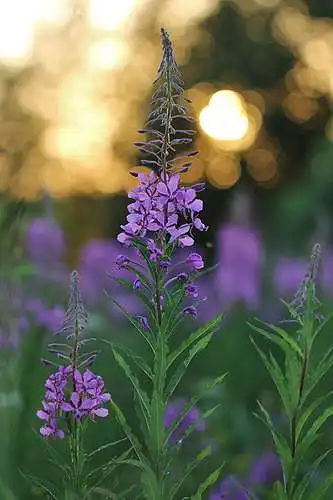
[206,154,241,188]
[199,90,249,141]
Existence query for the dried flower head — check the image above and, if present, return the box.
[134,28,196,175]
[290,243,323,321]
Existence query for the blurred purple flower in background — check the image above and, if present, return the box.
[163,398,205,443]
[25,217,66,267]
[215,224,262,310]
[78,239,119,304]
[319,250,333,297]
[247,451,282,489]
[79,238,142,317]
[25,298,65,333]
[210,475,250,500]
[273,258,308,297]
[0,282,29,349]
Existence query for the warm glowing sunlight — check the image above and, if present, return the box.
[199,90,249,141]
[89,0,137,31]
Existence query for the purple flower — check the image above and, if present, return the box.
[136,315,149,330]
[248,452,282,489]
[133,277,142,289]
[320,251,333,297]
[183,306,198,318]
[210,476,250,500]
[185,284,199,298]
[116,254,130,269]
[78,239,138,306]
[186,252,204,270]
[25,217,66,266]
[78,239,119,304]
[117,171,206,252]
[273,258,308,297]
[37,366,110,438]
[37,401,65,439]
[163,398,205,443]
[215,224,262,310]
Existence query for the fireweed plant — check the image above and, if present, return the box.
[106,28,225,499]
[35,271,116,499]
[249,243,333,500]
[34,29,225,500]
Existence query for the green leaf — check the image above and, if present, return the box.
[301,345,333,405]
[112,350,151,432]
[164,374,226,447]
[19,472,59,500]
[310,310,333,347]
[254,402,292,482]
[293,449,331,500]
[248,321,303,357]
[296,391,333,445]
[165,332,215,400]
[104,292,155,353]
[250,337,292,417]
[35,430,72,479]
[112,276,155,315]
[294,406,333,466]
[191,462,225,499]
[284,349,302,412]
[87,437,128,459]
[111,401,145,463]
[179,405,221,444]
[102,340,153,380]
[167,314,223,370]
[84,448,133,497]
[168,447,212,500]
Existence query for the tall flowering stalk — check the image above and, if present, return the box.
[35,271,112,499]
[108,28,225,499]
[248,243,333,500]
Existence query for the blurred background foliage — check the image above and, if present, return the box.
[1,0,333,498]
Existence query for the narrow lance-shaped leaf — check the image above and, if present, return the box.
[112,350,151,433]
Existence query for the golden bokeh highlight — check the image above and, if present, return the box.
[246,148,277,182]
[87,39,129,70]
[206,154,241,188]
[199,90,262,152]
[89,0,137,31]
[159,0,220,29]
[274,7,333,100]
[200,90,249,141]
[0,0,68,65]
[283,91,318,123]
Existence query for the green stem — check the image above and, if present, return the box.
[287,349,309,499]
[148,264,168,499]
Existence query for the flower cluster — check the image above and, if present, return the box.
[118,171,206,251]
[37,366,111,439]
